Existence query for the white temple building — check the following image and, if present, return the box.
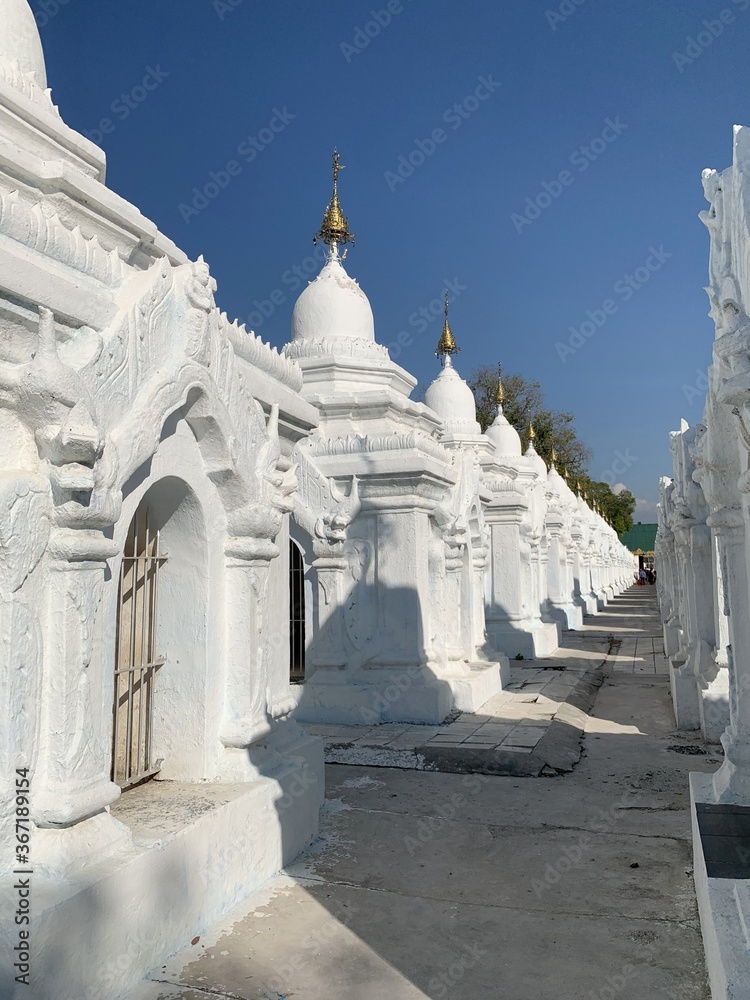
[284,171,632,725]
[0,4,324,997]
[657,126,750,1000]
[0,3,634,995]
[284,179,508,724]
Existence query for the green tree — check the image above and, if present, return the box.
[578,479,636,535]
[469,363,635,536]
[469,363,590,477]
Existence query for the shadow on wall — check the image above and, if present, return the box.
[288,515,471,725]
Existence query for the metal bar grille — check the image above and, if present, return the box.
[289,540,306,683]
[112,507,166,790]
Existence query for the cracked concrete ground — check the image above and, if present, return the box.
[130,588,721,1000]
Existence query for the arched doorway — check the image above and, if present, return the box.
[112,502,166,789]
[112,475,208,787]
[289,539,306,682]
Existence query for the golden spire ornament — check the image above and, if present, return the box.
[314,148,355,249]
[435,292,460,362]
[550,446,557,467]
[496,378,505,405]
[529,423,536,441]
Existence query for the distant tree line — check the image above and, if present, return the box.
[469,362,636,536]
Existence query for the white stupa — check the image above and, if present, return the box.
[291,251,375,343]
[1,0,48,90]
[548,451,578,509]
[524,425,548,479]
[485,378,522,457]
[291,149,375,345]
[424,296,481,436]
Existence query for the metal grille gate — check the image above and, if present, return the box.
[112,507,166,790]
[289,539,305,682]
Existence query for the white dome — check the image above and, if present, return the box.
[0,0,47,89]
[548,466,572,502]
[424,358,479,430]
[291,254,374,342]
[486,407,521,457]
[524,442,548,479]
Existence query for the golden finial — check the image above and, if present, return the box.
[314,148,355,248]
[550,446,557,466]
[435,292,460,359]
[496,378,505,405]
[529,423,536,441]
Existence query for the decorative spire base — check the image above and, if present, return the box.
[435,291,460,364]
[314,149,355,249]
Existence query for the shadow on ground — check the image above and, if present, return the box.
[132,588,719,1000]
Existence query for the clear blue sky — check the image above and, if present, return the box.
[38,0,750,516]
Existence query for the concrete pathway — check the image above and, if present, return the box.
[305,659,597,773]
[303,592,670,777]
[132,587,721,1000]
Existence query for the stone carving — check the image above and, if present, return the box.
[0,11,326,995]
[284,335,390,362]
[0,187,124,286]
[223,315,304,391]
[294,443,361,551]
[0,307,109,525]
[0,58,59,111]
[307,429,448,463]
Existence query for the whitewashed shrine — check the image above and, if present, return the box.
[0,3,633,996]
[0,4,322,997]
[285,166,508,724]
[657,126,750,1000]
[285,158,632,723]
